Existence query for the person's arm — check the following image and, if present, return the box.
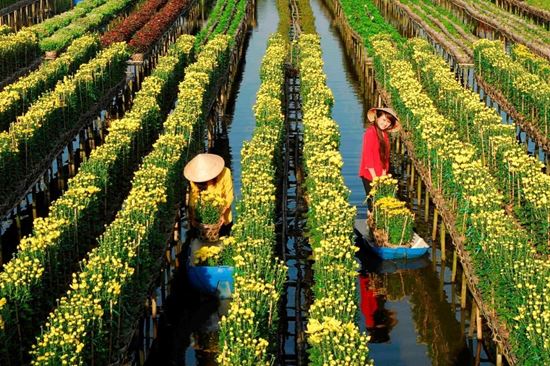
[188,181,199,225]
[220,168,234,224]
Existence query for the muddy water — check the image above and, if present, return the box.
[309,0,494,364]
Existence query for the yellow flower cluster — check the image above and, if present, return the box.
[306,316,373,366]
[474,39,550,141]
[410,38,550,250]
[0,29,39,80]
[0,36,195,357]
[28,35,232,365]
[373,197,414,246]
[0,34,100,131]
[298,33,371,365]
[510,44,550,84]
[218,34,288,366]
[194,245,222,264]
[372,34,549,364]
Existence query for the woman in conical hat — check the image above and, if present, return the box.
[184,153,233,227]
[358,107,398,198]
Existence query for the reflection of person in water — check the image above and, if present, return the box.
[359,274,398,343]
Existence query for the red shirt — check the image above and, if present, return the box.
[359,275,378,329]
[358,125,390,181]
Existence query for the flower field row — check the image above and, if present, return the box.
[194,0,231,47]
[217,33,288,365]
[0,29,40,81]
[30,0,110,40]
[101,0,169,47]
[298,34,372,366]
[128,0,191,53]
[0,34,100,132]
[194,0,247,50]
[408,37,550,253]
[474,39,550,142]
[372,34,549,364]
[29,35,230,366]
[510,43,550,84]
[36,0,133,52]
[0,35,194,365]
[0,42,129,202]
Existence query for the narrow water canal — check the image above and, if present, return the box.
[309,0,494,364]
[144,0,279,364]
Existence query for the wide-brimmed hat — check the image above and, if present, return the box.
[367,107,399,125]
[184,153,225,183]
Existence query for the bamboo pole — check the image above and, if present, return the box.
[432,208,438,241]
[497,346,503,366]
[476,305,482,340]
[440,221,446,262]
[451,248,458,282]
[424,188,429,222]
[461,272,467,308]
[416,175,421,206]
[469,303,476,338]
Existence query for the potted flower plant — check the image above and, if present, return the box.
[194,190,225,242]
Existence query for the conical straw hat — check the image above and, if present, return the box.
[367,107,399,124]
[184,153,225,183]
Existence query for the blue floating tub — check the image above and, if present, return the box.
[186,241,234,299]
[355,218,429,261]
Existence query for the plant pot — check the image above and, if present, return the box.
[196,218,223,242]
[131,53,144,62]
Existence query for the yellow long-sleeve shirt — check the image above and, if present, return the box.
[189,167,233,224]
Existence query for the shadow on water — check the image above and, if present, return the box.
[309,0,494,364]
[144,0,279,364]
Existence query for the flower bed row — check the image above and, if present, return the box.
[298,34,372,366]
[372,34,549,365]
[217,33,288,365]
[28,35,230,366]
[0,29,40,81]
[194,0,231,47]
[36,0,133,52]
[194,0,246,50]
[474,39,550,142]
[0,34,194,365]
[0,42,129,203]
[30,0,109,39]
[100,0,169,47]
[510,43,550,84]
[0,34,100,132]
[127,0,192,53]
[408,37,550,253]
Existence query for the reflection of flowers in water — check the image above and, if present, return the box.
[359,274,398,343]
[191,299,230,365]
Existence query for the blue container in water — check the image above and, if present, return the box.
[186,242,234,299]
[73,0,84,5]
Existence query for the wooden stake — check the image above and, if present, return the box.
[496,346,503,366]
[476,305,482,340]
[440,221,446,262]
[461,272,467,309]
[451,249,458,282]
[469,304,476,338]
[410,165,415,191]
[424,188,429,222]
[432,208,438,241]
[417,176,422,206]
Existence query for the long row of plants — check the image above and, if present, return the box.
[36,0,133,52]
[0,34,100,132]
[474,39,550,143]
[0,42,129,202]
[0,34,195,365]
[194,0,247,50]
[510,43,550,84]
[100,0,169,47]
[298,34,372,365]
[217,33,288,365]
[128,0,192,53]
[371,33,549,365]
[28,34,230,366]
[0,29,40,81]
[0,0,71,12]
[408,37,550,253]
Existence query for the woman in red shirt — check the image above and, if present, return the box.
[359,107,398,197]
